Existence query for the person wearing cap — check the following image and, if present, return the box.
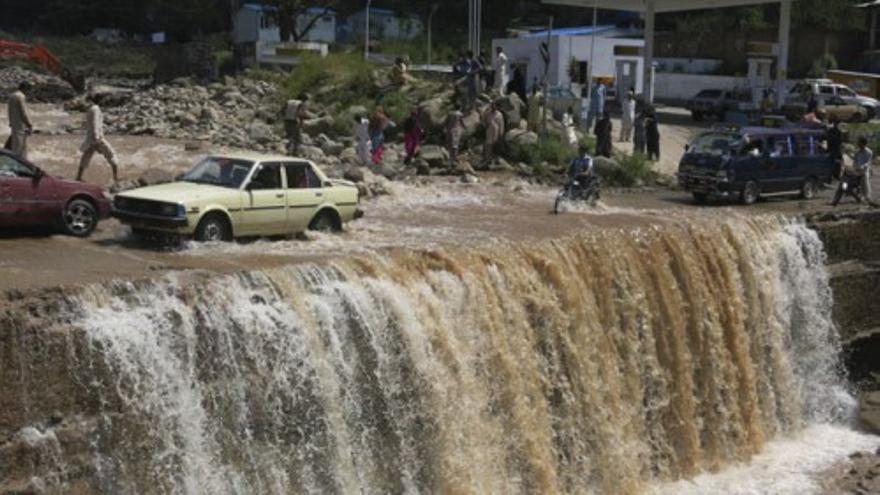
[7,81,33,159]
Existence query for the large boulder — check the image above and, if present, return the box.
[298,145,325,161]
[461,111,481,141]
[592,156,620,177]
[505,129,538,147]
[303,116,335,136]
[247,121,275,144]
[419,98,447,132]
[496,93,525,128]
[88,85,134,108]
[419,145,450,168]
[137,168,175,186]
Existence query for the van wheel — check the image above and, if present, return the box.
[741,181,760,205]
[801,178,818,200]
[692,192,708,204]
[194,214,232,242]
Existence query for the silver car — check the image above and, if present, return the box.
[545,86,581,120]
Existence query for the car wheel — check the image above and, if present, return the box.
[194,214,231,242]
[692,192,708,204]
[309,210,340,233]
[741,181,760,205]
[864,106,876,120]
[801,177,818,200]
[62,199,98,237]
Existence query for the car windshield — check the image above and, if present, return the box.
[687,133,741,157]
[180,157,254,188]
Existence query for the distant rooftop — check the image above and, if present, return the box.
[524,25,619,38]
[242,3,278,12]
[303,7,336,15]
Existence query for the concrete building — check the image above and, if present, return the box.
[492,26,646,96]
[295,7,336,44]
[348,8,424,41]
[233,3,280,45]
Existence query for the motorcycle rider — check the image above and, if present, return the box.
[832,137,874,206]
[567,144,596,186]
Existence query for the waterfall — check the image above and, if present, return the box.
[1,216,855,494]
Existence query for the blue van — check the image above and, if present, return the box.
[677,126,834,204]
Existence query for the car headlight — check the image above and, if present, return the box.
[103,191,113,200]
[160,203,185,217]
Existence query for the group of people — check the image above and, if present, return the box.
[5,81,120,183]
[565,83,660,161]
[453,47,513,110]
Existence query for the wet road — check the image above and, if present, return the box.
[1,104,877,291]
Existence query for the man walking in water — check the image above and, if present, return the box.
[7,81,33,159]
[77,103,120,183]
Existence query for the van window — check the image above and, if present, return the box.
[819,85,835,96]
[793,135,814,157]
[687,132,740,156]
[768,136,792,157]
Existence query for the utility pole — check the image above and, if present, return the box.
[364,0,372,62]
[468,0,482,55]
[542,15,553,137]
[427,4,440,66]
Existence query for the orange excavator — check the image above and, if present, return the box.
[0,40,86,92]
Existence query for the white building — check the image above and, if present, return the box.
[233,3,281,45]
[295,7,336,44]
[348,8,424,41]
[493,26,646,97]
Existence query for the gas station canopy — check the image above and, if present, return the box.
[543,0,791,13]
[542,0,796,105]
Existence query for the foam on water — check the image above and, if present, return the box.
[648,423,879,495]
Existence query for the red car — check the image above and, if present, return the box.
[0,149,111,237]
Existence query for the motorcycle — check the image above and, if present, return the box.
[833,169,866,206]
[554,175,601,214]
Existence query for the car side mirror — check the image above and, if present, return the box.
[323,180,332,188]
[684,144,690,153]
[32,168,44,181]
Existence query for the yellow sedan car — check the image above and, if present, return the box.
[112,153,362,241]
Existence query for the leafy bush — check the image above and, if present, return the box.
[506,136,578,168]
[598,152,654,187]
[264,52,373,103]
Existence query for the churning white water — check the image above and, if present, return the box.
[60,216,871,494]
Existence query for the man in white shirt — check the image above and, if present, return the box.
[77,103,119,183]
[494,47,509,95]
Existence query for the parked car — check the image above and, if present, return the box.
[677,126,833,205]
[545,86,581,120]
[787,80,880,118]
[687,89,726,121]
[0,149,111,236]
[112,154,362,241]
[784,95,868,122]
